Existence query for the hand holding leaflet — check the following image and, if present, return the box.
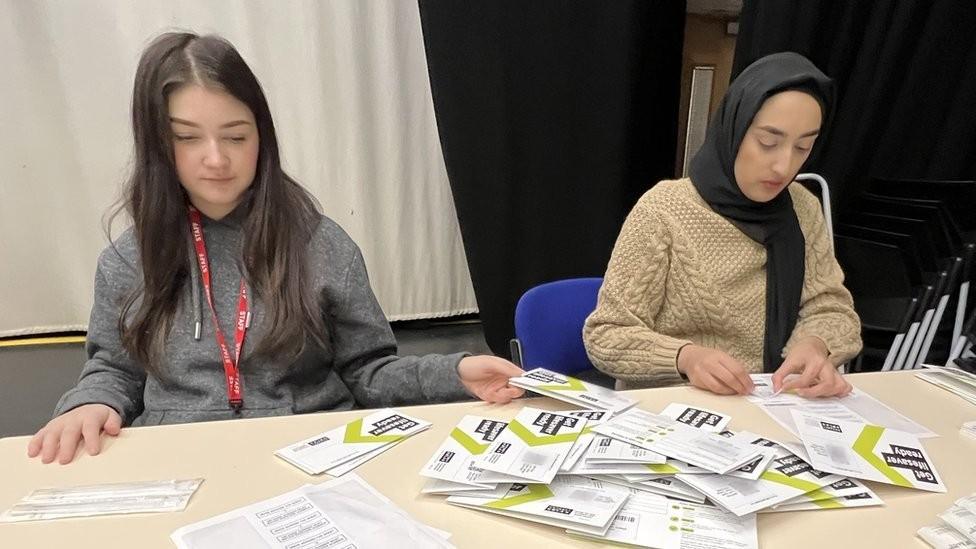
[508,368,637,413]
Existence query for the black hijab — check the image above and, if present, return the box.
[688,52,834,372]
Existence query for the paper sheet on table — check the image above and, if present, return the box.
[748,374,936,439]
[171,474,452,549]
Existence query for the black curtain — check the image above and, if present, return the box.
[734,1,976,213]
[419,1,686,356]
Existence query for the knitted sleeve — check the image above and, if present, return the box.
[583,195,691,386]
[784,188,864,365]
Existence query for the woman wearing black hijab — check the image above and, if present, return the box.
[583,52,862,398]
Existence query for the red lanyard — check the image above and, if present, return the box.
[189,206,249,411]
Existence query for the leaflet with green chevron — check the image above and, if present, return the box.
[851,425,912,488]
[508,419,583,447]
[343,418,406,444]
[644,462,681,474]
[759,471,829,494]
[484,484,555,509]
[537,376,587,392]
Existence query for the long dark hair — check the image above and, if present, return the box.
[113,32,326,373]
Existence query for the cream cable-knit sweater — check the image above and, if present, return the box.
[583,178,862,389]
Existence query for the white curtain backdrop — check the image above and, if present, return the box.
[0,0,478,336]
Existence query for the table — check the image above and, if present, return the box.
[1,371,974,548]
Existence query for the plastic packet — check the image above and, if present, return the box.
[1,479,203,522]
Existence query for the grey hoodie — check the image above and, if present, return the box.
[54,209,471,426]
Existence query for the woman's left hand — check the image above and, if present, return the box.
[772,337,852,398]
[458,356,525,404]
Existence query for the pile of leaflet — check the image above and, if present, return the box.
[420,367,948,548]
[418,369,758,547]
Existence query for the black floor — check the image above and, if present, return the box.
[0,321,493,438]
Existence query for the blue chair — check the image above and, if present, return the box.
[512,277,612,386]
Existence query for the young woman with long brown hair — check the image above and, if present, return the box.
[29,32,523,465]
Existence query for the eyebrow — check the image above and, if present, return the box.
[169,117,252,129]
[758,125,820,138]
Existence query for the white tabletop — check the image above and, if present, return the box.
[1,370,973,548]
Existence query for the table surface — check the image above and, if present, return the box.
[1,370,973,548]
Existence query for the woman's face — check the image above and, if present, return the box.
[168,84,259,219]
[733,90,822,203]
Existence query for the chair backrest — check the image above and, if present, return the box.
[869,177,976,232]
[795,173,833,240]
[514,277,603,375]
[858,194,963,251]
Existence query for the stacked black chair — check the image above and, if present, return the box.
[835,177,975,371]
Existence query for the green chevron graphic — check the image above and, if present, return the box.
[451,427,490,455]
[798,488,837,503]
[852,425,912,488]
[759,471,825,494]
[484,484,554,509]
[644,463,680,474]
[343,418,406,444]
[508,419,582,446]
[809,497,844,509]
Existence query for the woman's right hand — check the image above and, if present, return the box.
[676,344,754,396]
[27,404,122,464]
